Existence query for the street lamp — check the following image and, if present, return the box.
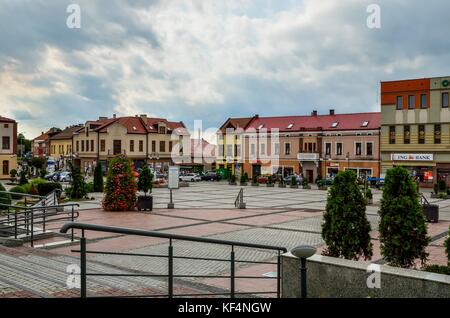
[291,245,316,298]
[346,152,350,169]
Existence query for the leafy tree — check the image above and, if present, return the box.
[0,183,12,206]
[445,226,450,266]
[137,165,153,196]
[69,164,87,199]
[322,170,373,260]
[379,167,430,268]
[19,169,28,185]
[39,169,47,179]
[103,155,136,211]
[31,157,45,170]
[93,161,104,192]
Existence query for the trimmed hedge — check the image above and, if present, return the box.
[37,182,62,196]
[0,183,12,206]
[9,185,26,199]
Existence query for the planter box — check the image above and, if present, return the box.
[267,183,275,187]
[422,204,439,223]
[251,183,259,186]
[137,195,153,211]
[240,182,248,186]
[278,184,286,188]
[290,185,299,189]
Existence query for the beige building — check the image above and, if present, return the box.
[0,116,18,179]
[49,125,82,170]
[73,115,188,174]
[381,76,450,187]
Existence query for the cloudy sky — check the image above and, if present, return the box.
[1,0,450,142]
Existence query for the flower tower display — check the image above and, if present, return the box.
[102,155,137,211]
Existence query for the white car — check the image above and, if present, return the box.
[179,173,201,182]
[59,171,72,182]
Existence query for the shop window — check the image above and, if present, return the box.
[336,142,343,156]
[404,125,410,144]
[408,95,415,109]
[2,136,10,150]
[418,125,425,144]
[396,96,403,110]
[434,124,441,144]
[421,94,427,109]
[389,126,395,144]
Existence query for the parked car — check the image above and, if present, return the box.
[202,171,220,181]
[58,171,72,182]
[283,175,302,185]
[44,172,58,181]
[179,173,202,182]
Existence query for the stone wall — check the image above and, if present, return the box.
[282,253,450,298]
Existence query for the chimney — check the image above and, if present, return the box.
[329,109,335,115]
[99,116,107,121]
[311,110,317,116]
[140,114,147,121]
[113,114,116,119]
[254,114,259,118]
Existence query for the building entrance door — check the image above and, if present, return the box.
[306,170,314,183]
[252,165,261,177]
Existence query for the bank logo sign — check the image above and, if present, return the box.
[391,154,434,161]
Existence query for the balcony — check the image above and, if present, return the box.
[107,149,127,156]
[297,153,320,161]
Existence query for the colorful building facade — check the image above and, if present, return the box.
[380,76,450,187]
[0,116,18,179]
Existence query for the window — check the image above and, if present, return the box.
[76,141,79,152]
[113,140,121,155]
[331,122,339,128]
[218,145,224,157]
[325,143,331,156]
[2,136,10,150]
[389,126,395,144]
[396,96,403,110]
[418,125,425,144]
[130,140,134,152]
[152,140,156,152]
[404,125,410,144]
[159,126,166,134]
[260,143,266,155]
[86,140,90,152]
[285,143,291,155]
[355,142,362,156]
[91,140,94,152]
[81,140,85,152]
[366,142,373,156]
[236,144,241,157]
[4,124,8,128]
[435,124,441,144]
[2,160,8,175]
[421,94,427,109]
[155,141,160,152]
[160,141,166,152]
[336,142,343,156]
[226,145,232,157]
[250,144,256,156]
[443,92,449,108]
[274,143,280,155]
[408,95,415,109]
[100,140,106,152]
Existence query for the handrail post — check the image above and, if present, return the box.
[43,206,46,233]
[168,239,174,298]
[71,206,74,242]
[80,233,87,298]
[14,211,17,239]
[30,209,34,248]
[277,250,281,298]
[230,246,235,298]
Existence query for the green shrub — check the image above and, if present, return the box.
[19,170,28,185]
[10,169,18,180]
[39,169,47,179]
[9,185,26,199]
[322,170,373,260]
[252,175,258,184]
[365,188,373,200]
[230,175,236,183]
[379,167,430,268]
[433,183,439,195]
[93,161,104,192]
[85,181,94,194]
[240,174,246,183]
[37,182,62,197]
[268,175,273,184]
[317,179,325,188]
[0,183,12,206]
[69,165,87,199]
[301,177,308,187]
[291,176,297,186]
[423,264,450,275]
[445,227,450,265]
[438,180,447,192]
[137,165,153,196]
[103,155,136,211]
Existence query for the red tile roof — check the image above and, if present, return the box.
[219,117,254,133]
[97,116,148,134]
[49,125,84,140]
[0,116,16,123]
[190,139,216,158]
[245,112,380,132]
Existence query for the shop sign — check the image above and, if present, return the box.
[391,154,433,161]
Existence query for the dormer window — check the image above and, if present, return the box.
[287,123,294,129]
[159,126,166,134]
[257,124,264,130]
[331,122,339,128]
[132,126,137,131]
[361,121,369,127]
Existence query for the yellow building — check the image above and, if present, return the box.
[49,125,82,169]
[0,116,18,179]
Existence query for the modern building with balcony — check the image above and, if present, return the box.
[0,116,18,179]
[380,76,450,187]
[217,110,380,181]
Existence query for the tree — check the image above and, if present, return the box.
[103,155,136,211]
[69,163,87,199]
[322,170,373,260]
[93,161,104,192]
[445,226,450,266]
[31,157,45,170]
[137,165,153,196]
[19,169,28,185]
[379,167,430,268]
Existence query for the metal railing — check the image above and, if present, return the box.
[0,202,80,247]
[60,222,287,298]
[420,193,430,206]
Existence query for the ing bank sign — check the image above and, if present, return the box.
[391,154,434,161]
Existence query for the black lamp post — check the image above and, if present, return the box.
[291,245,316,298]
